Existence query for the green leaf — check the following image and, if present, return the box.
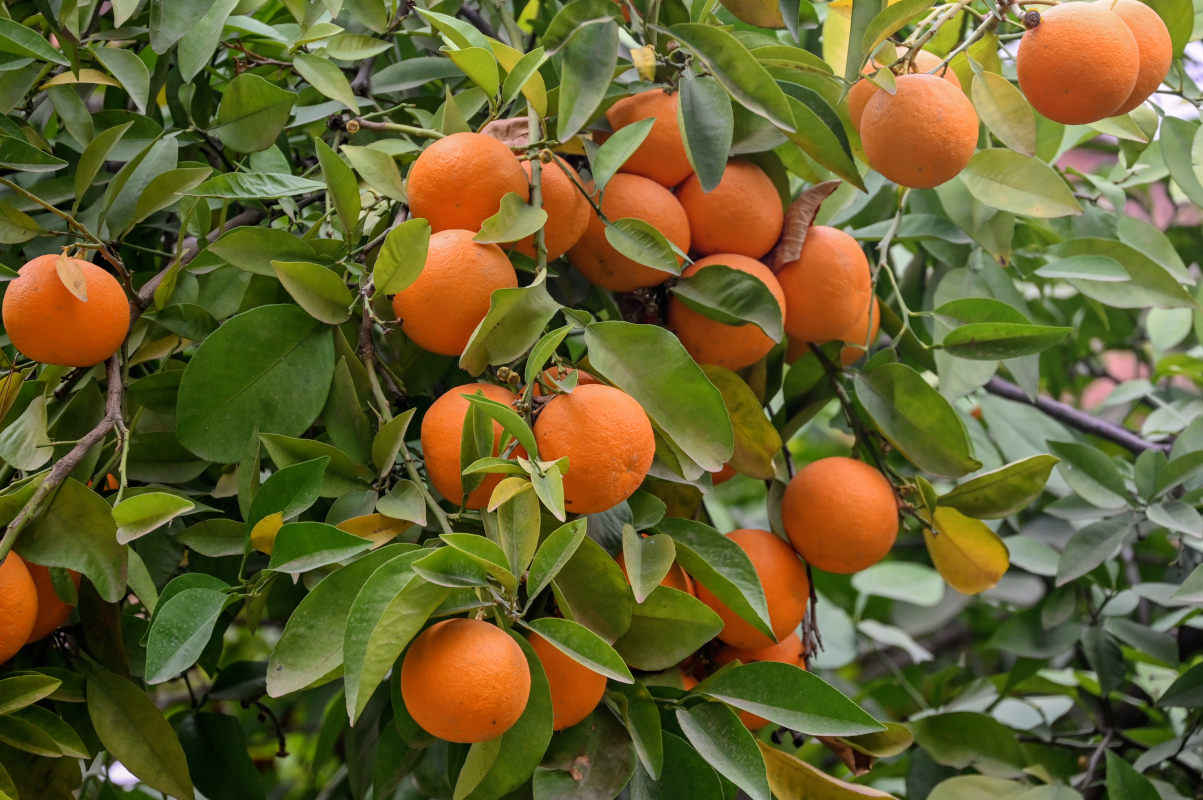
[460,278,561,377]
[176,305,335,463]
[411,546,492,587]
[853,363,981,478]
[941,322,1071,360]
[666,23,795,131]
[487,479,541,579]
[1144,0,1193,55]
[614,586,723,670]
[475,192,548,244]
[131,167,213,226]
[631,732,721,798]
[247,457,328,529]
[552,536,634,643]
[585,321,733,473]
[369,218,428,297]
[113,492,196,544]
[1158,661,1203,708]
[150,0,217,52]
[1105,750,1158,800]
[370,408,416,476]
[861,0,934,57]
[340,145,408,202]
[0,394,50,471]
[178,0,240,81]
[526,617,634,682]
[463,392,538,458]
[445,46,501,98]
[970,71,1036,157]
[271,260,353,325]
[523,326,574,386]
[441,532,518,591]
[208,226,317,275]
[73,120,134,207]
[177,712,266,800]
[259,434,373,497]
[621,526,675,604]
[212,73,296,153]
[697,662,884,736]
[960,149,1083,218]
[87,665,196,799]
[267,522,374,573]
[0,135,67,172]
[671,263,783,342]
[0,675,62,716]
[1047,440,1129,509]
[531,703,636,796]
[851,562,945,607]
[294,53,359,113]
[676,703,771,800]
[185,172,325,199]
[145,588,228,684]
[591,117,654,193]
[1048,238,1200,311]
[700,366,780,480]
[907,711,1025,775]
[525,518,588,611]
[0,19,70,65]
[781,94,864,190]
[556,19,620,140]
[678,74,734,193]
[938,455,1058,519]
[604,217,682,273]
[315,138,362,236]
[92,46,151,113]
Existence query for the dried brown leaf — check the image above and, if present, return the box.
[55,253,88,302]
[767,180,841,273]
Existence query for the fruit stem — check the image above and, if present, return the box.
[526,106,549,274]
[349,118,445,140]
[897,0,975,72]
[933,12,1001,72]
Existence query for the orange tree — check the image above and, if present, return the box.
[0,0,1201,797]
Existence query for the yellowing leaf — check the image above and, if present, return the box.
[55,254,88,301]
[631,44,657,82]
[335,513,411,548]
[488,476,533,511]
[924,507,1009,595]
[41,69,122,89]
[760,741,899,799]
[250,512,284,555]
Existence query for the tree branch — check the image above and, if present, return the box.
[136,208,266,308]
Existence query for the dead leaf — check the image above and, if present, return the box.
[923,506,1010,595]
[818,735,876,776]
[55,253,88,302]
[631,44,657,81]
[767,180,842,272]
[480,117,531,148]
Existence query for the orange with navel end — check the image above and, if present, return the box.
[669,254,786,371]
[860,74,979,189]
[776,226,872,345]
[406,132,530,233]
[616,551,696,596]
[514,157,591,261]
[675,161,785,259]
[695,529,810,650]
[848,50,961,131]
[528,631,608,730]
[392,229,517,356]
[567,174,691,292]
[604,89,694,188]
[2,254,130,367]
[782,456,898,574]
[1016,3,1140,124]
[421,382,516,509]
[533,384,656,514]
[400,618,531,743]
[1097,0,1172,115]
[0,552,38,664]
[25,563,81,642]
[713,632,807,729]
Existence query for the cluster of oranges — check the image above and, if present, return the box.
[0,551,80,665]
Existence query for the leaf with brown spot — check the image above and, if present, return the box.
[767,180,841,272]
[55,253,88,302]
[480,117,530,148]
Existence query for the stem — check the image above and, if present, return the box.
[350,118,444,140]
[403,448,455,537]
[0,177,105,246]
[526,108,549,274]
[934,11,1001,71]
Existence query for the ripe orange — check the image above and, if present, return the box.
[695,529,810,650]
[1098,0,1172,114]
[860,74,979,189]
[533,384,656,514]
[712,464,738,485]
[421,382,516,509]
[0,552,37,664]
[400,618,531,743]
[392,229,517,356]
[675,161,784,259]
[776,226,871,344]
[679,671,699,690]
[2,254,129,367]
[567,174,691,292]
[25,563,81,642]
[668,254,786,371]
[513,157,591,261]
[788,295,881,365]
[713,632,807,729]
[528,631,607,730]
[782,456,898,574]
[616,551,696,595]
[604,89,693,188]
[1016,3,1139,124]
[848,50,961,131]
[406,132,530,232]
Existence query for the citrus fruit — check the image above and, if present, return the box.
[712,464,738,485]
[533,384,656,514]
[421,382,516,509]
[668,253,786,371]
[695,529,810,650]
[532,366,599,396]
[787,295,880,365]
[1097,0,1172,114]
[713,632,807,729]
[848,50,961,131]
[782,456,898,574]
[406,132,530,232]
[2,254,130,367]
[25,563,81,643]
[604,89,693,188]
[400,618,531,743]
[616,551,695,595]
[1016,3,1139,124]
[860,73,979,189]
[392,229,517,356]
[679,671,699,690]
[0,552,37,664]
[513,157,591,260]
[675,161,785,259]
[776,226,872,344]
[567,174,691,292]
[528,631,607,730]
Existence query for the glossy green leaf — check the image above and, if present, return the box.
[315,138,362,236]
[341,144,408,201]
[676,703,770,800]
[374,217,430,295]
[970,71,1035,157]
[678,74,734,193]
[591,117,654,193]
[960,149,1082,218]
[525,518,588,611]
[671,263,783,341]
[526,617,634,682]
[212,73,296,153]
[614,586,723,670]
[604,217,681,273]
[113,492,196,544]
[557,19,620,140]
[145,588,228,683]
[185,172,325,199]
[268,522,374,573]
[941,322,1071,360]
[271,260,353,325]
[938,455,1058,519]
[294,53,360,112]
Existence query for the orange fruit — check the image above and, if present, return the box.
[675,161,784,259]
[0,552,37,664]
[604,89,693,188]
[513,157,591,260]
[392,229,517,356]
[25,563,81,643]
[679,671,699,690]
[788,295,881,365]
[712,464,738,485]
[400,618,531,743]
[2,254,129,367]
[848,50,961,131]
[776,226,871,344]
[782,456,898,574]
[616,551,696,595]
[860,74,979,189]
[713,632,807,729]
[668,253,786,371]
[421,382,516,509]
[695,529,809,650]
[567,174,691,292]
[1016,2,1139,124]
[533,384,656,514]
[528,631,607,730]
[1098,0,1172,114]
[406,132,530,233]
[532,366,600,397]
